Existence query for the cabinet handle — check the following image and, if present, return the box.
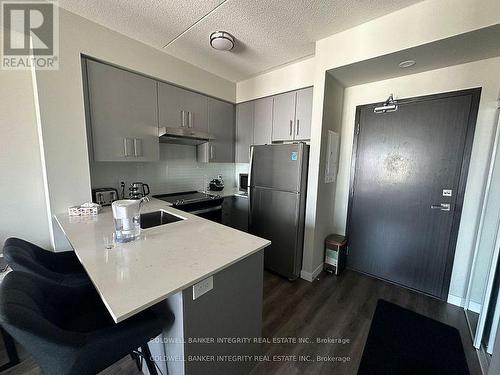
[181,111,186,127]
[134,138,143,157]
[188,111,193,128]
[289,120,293,136]
[210,145,214,160]
[297,119,300,136]
[123,138,134,157]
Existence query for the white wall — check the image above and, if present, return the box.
[333,57,500,300]
[0,30,51,248]
[466,114,500,307]
[236,56,315,103]
[301,74,344,280]
[33,8,235,248]
[302,0,500,283]
[314,0,500,73]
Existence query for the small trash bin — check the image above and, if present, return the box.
[324,234,347,275]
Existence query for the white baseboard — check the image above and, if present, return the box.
[447,294,482,313]
[469,301,482,314]
[448,294,464,307]
[300,263,323,282]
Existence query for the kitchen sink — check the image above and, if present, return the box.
[140,210,185,229]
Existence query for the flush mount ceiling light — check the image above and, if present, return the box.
[398,60,416,68]
[210,31,235,51]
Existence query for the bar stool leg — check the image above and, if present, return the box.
[130,352,141,371]
[0,327,20,371]
[140,344,158,375]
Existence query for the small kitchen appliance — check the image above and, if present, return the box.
[209,175,224,191]
[239,173,248,193]
[92,188,118,206]
[129,182,150,200]
[111,198,148,243]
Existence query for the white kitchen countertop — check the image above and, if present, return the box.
[54,198,270,323]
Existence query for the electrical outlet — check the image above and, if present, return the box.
[192,276,213,300]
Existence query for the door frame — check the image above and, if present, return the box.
[346,88,482,300]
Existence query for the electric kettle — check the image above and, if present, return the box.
[129,182,150,200]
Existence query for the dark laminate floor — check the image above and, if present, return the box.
[0,270,480,375]
[249,270,481,375]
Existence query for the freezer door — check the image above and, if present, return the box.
[250,144,306,192]
[249,187,302,279]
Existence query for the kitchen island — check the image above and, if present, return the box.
[55,198,270,375]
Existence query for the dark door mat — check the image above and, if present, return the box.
[358,299,469,375]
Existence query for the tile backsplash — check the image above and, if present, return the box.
[90,144,236,196]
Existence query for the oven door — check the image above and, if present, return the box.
[190,206,222,223]
[177,197,224,223]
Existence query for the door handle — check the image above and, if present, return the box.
[289,120,293,136]
[296,119,300,136]
[248,146,254,223]
[431,203,451,211]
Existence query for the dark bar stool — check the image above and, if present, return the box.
[0,271,173,375]
[1,237,91,369]
[3,238,90,287]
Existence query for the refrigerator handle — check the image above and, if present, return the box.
[248,146,254,225]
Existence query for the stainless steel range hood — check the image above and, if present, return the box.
[158,126,215,146]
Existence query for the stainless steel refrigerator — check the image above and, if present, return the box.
[249,143,309,280]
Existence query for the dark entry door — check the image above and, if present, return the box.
[347,89,480,299]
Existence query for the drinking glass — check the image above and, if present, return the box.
[103,233,116,249]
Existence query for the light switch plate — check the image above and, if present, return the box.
[193,276,213,300]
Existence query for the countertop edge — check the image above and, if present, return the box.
[113,243,269,323]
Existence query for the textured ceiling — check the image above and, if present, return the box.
[58,0,224,48]
[58,0,424,82]
[330,25,500,87]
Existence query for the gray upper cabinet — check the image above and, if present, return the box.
[253,97,273,145]
[272,91,296,142]
[157,82,184,128]
[158,82,208,132]
[235,101,255,163]
[182,90,208,133]
[207,98,235,163]
[236,87,312,162]
[295,87,313,141]
[85,59,159,162]
[271,87,313,142]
